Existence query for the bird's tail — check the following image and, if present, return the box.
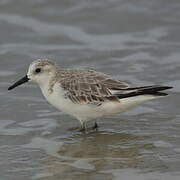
[115,85,173,99]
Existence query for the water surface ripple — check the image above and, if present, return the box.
[0,0,180,180]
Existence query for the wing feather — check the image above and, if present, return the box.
[59,69,129,104]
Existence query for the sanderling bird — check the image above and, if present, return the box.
[8,59,173,131]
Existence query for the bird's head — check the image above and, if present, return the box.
[8,59,57,90]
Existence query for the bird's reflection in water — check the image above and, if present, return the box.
[59,131,143,157]
[38,131,155,179]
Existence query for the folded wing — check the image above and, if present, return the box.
[59,69,172,104]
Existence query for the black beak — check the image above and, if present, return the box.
[8,75,29,90]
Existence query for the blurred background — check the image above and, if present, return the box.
[0,0,180,179]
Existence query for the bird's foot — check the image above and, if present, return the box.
[68,126,80,131]
[79,127,86,132]
[92,121,99,130]
[79,122,87,132]
[69,122,99,132]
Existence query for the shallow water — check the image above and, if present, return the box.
[0,0,180,179]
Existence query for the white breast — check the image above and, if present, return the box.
[40,83,73,113]
[40,83,108,121]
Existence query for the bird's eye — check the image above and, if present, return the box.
[35,68,41,73]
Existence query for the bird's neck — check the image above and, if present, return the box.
[40,73,58,95]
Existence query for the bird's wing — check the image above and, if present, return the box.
[59,69,172,104]
[59,69,129,104]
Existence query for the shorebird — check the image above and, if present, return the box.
[8,59,173,131]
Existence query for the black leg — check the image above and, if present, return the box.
[93,121,99,129]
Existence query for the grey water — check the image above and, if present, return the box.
[0,0,180,179]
